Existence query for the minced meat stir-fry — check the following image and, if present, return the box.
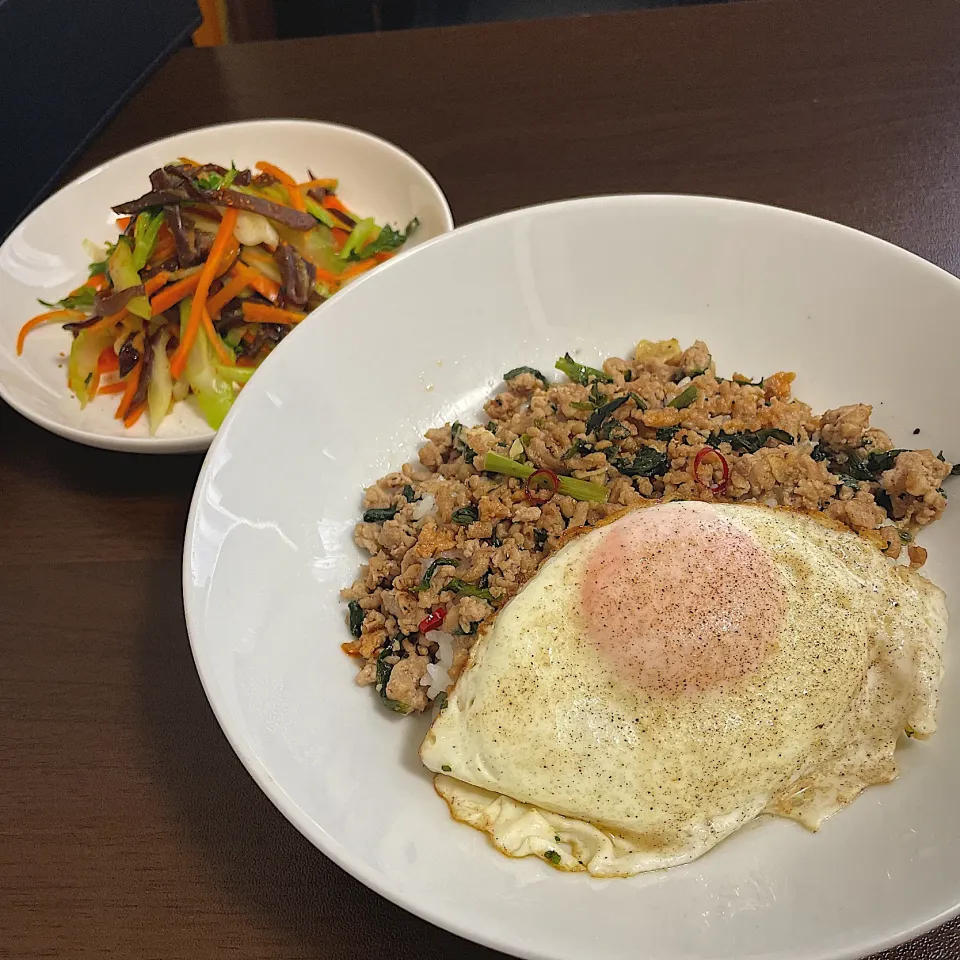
[341,338,957,715]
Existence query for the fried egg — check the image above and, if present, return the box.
[419,501,946,877]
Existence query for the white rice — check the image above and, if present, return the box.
[412,493,438,521]
[421,630,454,699]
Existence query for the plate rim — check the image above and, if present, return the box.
[0,117,454,454]
[183,192,960,960]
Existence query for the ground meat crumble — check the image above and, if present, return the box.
[340,339,956,713]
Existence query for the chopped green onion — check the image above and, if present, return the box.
[554,352,612,385]
[483,451,608,503]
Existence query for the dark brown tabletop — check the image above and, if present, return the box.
[4,0,960,957]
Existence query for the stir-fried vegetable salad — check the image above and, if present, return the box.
[17,159,418,432]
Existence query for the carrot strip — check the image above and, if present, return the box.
[88,370,101,400]
[123,403,146,428]
[149,274,201,315]
[255,161,297,187]
[255,161,305,212]
[206,272,249,318]
[232,259,280,302]
[374,252,395,264]
[313,266,343,286]
[340,258,377,280]
[97,347,119,374]
[115,358,142,421]
[299,178,338,191]
[241,302,307,325]
[84,309,128,336]
[85,273,111,292]
[150,232,177,264]
[144,271,172,298]
[16,310,83,355]
[98,381,126,395]
[322,194,355,217]
[330,228,349,252]
[169,208,240,380]
[116,216,132,230]
[201,305,234,364]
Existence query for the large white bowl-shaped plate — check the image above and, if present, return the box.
[185,196,960,960]
[0,119,453,453]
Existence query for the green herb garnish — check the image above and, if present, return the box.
[418,558,458,591]
[451,421,477,465]
[613,448,670,478]
[555,352,613,385]
[628,391,647,411]
[363,506,398,522]
[504,365,548,385]
[348,217,419,260]
[348,600,364,638]
[483,451,609,503]
[446,578,496,602]
[375,640,413,714]
[441,764,452,772]
[656,426,679,442]
[533,528,549,550]
[544,850,562,865]
[39,285,97,311]
[195,162,239,191]
[586,396,628,435]
[562,438,594,460]
[402,485,416,502]
[708,427,794,454]
[452,505,480,525]
[570,401,595,412]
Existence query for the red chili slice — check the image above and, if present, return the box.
[418,607,446,633]
[694,447,730,495]
[526,468,560,503]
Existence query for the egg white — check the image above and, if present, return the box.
[420,502,946,877]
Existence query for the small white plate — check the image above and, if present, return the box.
[0,119,453,453]
[184,195,960,960]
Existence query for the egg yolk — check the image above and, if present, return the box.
[582,503,786,694]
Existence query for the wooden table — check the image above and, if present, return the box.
[4,0,960,956]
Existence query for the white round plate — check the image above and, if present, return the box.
[0,119,453,453]
[184,195,960,960]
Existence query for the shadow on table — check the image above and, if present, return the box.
[133,557,510,959]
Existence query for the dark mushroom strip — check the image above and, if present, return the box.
[94,285,145,318]
[112,189,191,215]
[129,329,157,412]
[165,205,194,265]
[63,316,103,335]
[117,333,141,378]
[274,243,316,307]
[204,188,316,231]
[141,256,179,280]
[326,205,356,229]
